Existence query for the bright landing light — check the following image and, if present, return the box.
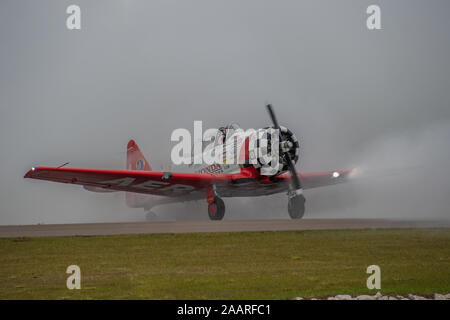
[332,171,340,178]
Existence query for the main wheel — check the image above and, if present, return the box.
[288,195,306,219]
[208,197,225,220]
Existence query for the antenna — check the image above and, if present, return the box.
[56,162,70,169]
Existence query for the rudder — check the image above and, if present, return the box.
[126,139,153,208]
[127,139,152,171]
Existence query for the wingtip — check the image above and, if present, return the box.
[24,167,37,178]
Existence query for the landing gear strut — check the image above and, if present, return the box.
[288,193,306,219]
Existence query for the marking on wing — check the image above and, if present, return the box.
[101,177,195,193]
[102,177,135,186]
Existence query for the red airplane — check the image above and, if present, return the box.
[24,105,352,221]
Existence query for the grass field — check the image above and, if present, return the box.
[0,228,449,299]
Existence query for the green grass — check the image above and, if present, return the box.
[0,228,449,299]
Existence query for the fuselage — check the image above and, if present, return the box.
[193,125,250,175]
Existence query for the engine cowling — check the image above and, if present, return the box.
[250,126,300,176]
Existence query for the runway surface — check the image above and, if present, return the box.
[0,219,449,238]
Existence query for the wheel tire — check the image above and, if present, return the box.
[288,195,306,219]
[208,198,225,220]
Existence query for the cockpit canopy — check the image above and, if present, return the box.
[218,122,241,141]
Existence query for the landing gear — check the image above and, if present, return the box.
[208,197,225,220]
[206,185,225,221]
[288,194,306,219]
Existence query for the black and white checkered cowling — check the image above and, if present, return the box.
[252,126,300,176]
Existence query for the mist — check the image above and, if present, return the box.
[1,1,450,224]
[306,121,450,220]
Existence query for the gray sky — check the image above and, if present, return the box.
[1,1,450,224]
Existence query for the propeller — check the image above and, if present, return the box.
[266,104,303,195]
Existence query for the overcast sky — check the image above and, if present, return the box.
[1,1,450,225]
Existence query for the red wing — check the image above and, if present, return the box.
[290,169,353,189]
[24,167,232,197]
[24,167,353,198]
[214,169,353,198]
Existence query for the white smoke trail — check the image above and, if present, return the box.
[312,121,450,220]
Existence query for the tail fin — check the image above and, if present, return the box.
[126,140,152,208]
[126,139,152,171]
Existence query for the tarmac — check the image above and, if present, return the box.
[1,218,449,238]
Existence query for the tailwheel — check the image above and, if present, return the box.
[208,197,225,220]
[145,210,158,221]
[288,194,306,219]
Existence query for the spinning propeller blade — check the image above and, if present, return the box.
[266,104,303,192]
